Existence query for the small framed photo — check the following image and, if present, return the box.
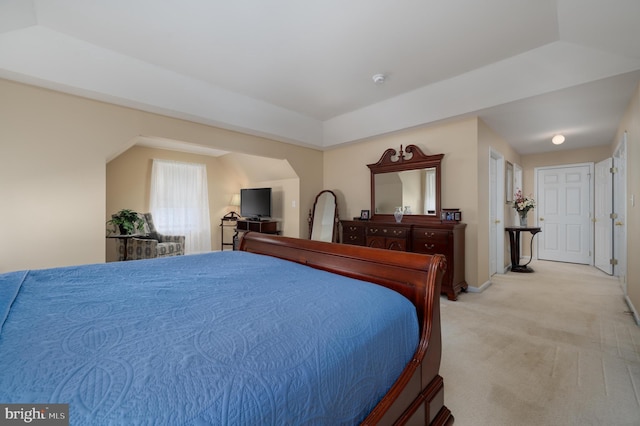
[360,210,370,220]
[441,208,461,222]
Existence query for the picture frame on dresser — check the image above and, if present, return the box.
[359,209,370,220]
[441,208,462,222]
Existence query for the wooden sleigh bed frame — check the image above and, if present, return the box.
[240,232,454,425]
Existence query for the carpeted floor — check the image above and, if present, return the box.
[440,260,640,426]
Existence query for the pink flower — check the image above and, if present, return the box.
[513,188,535,214]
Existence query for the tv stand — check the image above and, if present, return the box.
[236,219,278,234]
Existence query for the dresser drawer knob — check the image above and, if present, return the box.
[349,236,358,240]
[424,243,435,250]
[424,232,435,238]
[369,228,378,234]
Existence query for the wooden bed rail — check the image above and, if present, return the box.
[240,232,454,425]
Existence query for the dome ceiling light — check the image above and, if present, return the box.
[552,134,565,145]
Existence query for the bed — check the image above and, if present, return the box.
[0,232,453,425]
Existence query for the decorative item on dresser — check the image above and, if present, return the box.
[340,144,468,301]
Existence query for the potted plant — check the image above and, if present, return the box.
[106,209,146,235]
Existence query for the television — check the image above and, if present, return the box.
[240,187,272,220]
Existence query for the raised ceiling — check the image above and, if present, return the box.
[1,0,639,154]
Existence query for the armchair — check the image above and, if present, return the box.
[115,213,185,260]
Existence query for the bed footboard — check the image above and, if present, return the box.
[240,232,453,425]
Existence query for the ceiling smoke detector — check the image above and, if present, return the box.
[372,73,386,84]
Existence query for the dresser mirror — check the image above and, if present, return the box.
[308,190,339,242]
[368,145,443,222]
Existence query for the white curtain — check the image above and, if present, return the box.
[150,159,211,254]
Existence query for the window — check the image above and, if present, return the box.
[150,159,211,254]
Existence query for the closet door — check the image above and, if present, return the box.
[594,158,613,274]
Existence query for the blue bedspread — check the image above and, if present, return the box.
[0,251,418,425]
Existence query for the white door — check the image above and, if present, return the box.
[537,165,592,264]
[594,158,613,274]
[613,134,627,291]
[489,155,498,275]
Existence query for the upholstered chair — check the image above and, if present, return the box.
[115,213,185,260]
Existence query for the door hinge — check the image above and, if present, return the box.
[610,213,618,219]
[610,167,618,174]
[610,258,618,265]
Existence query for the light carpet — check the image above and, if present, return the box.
[440,260,640,426]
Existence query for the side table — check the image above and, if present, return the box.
[505,226,542,273]
[107,234,142,261]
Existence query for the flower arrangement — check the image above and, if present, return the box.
[513,189,535,217]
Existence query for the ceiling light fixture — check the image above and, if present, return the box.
[552,134,565,145]
[372,73,386,84]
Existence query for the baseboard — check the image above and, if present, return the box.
[624,295,640,326]
[466,280,492,293]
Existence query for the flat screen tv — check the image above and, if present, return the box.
[240,187,272,220]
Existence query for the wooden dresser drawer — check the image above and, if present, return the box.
[413,239,448,254]
[367,225,408,239]
[344,232,365,245]
[412,229,449,253]
[342,222,366,245]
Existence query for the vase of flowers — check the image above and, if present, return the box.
[513,189,535,227]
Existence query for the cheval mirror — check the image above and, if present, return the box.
[368,144,443,223]
[308,190,339,242]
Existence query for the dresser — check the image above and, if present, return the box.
[341,220,467,300]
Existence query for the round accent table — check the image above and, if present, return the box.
[505,226,542,273]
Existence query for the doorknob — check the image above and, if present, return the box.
[539,217,544,221]
[494,219,501,224]
[615,221,624,226]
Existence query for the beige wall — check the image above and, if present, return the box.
[522,145,611,186]
[0,79,323,272]
[614,81,640,320]
[324,117,482,287]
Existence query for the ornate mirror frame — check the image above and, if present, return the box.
[308,190,339,242]
[368,145,443,224]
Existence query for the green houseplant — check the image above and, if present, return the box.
[106,209,146,235]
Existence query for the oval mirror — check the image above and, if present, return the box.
[309,190,339,242]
